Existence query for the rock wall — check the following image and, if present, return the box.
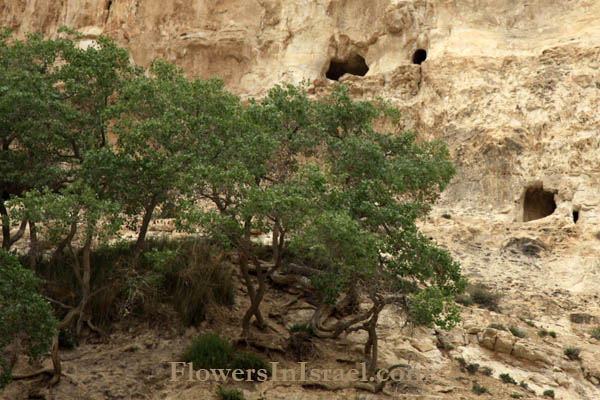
[3,0,599,223]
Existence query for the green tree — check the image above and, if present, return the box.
[4,27,135,385]
[0,250,57,389]
[289,85,465,380]
[0,28,65,254]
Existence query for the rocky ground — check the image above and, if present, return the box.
[3,207,600,400]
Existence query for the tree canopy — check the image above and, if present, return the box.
[0,27,465,387]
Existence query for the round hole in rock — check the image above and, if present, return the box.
[412,49,427,65]
[325,53,369,81]
[573,210,579,224]
[523,186,556,222]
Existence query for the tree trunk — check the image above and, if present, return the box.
[132,200,157,262]
[50,233,94,385]
[1,200,11,250]
[50,221,77,267]
[28,221,38,269]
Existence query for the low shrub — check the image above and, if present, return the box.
[289,323,313,336]
[543,389,555,398]
[184,333,271,380]
[564,347,581,361]
[216,386,245,400]
[481,367,493,376]
[455,294,473,306]
[184,333,235,370]
[58,329,79,350]
[472,381,490,395]
[591,326,600,340]
[519,317,536,327]
[468,283,502,312]
[509,327,526,338]
[511,394,524,399]
[488,323,507,331]
[467,363,479,375]
[500,373,517,384]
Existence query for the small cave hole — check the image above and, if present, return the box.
[573,210,579,224]
[412,49,427,65]
[523,186,556,222]
[106,0,112,11]
[325,53,369,81]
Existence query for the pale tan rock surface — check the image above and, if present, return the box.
[2,0,600,399]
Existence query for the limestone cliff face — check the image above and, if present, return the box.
[4,0,599,221]
[3,1,600,398]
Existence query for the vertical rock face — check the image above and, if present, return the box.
[3,0,599,222]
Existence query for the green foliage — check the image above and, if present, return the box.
[500,373,517,384]
[184,333,235,370]
[289,323,313,336]
[509,327,526,338]
[0,250,58,389]
[481,367,493,376]
[229,352,272,380]
[468,283,502,312]
[472,381,490,395]
[591,326,600,340]
[467,363,479,375]
[520,317,536,327]
[543,389,555,398]
[455,294,473,306]
[488,323,507,331]
[58,329,79,350]
[538,328,557,338]
[184,334,270,380]
[564,347,581,361]
[511,393,524,399]
[216,386,245,400]
[456,356,467,372]
[519,381,529,390]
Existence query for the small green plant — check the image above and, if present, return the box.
[216,386,245,400]
[481,366,493,376]
[466,363,479,374]
[442,213,452,219]
[184,333,235,370]
[456,356,467,372]
[520,317,536,327]
[455,294,474,306]
[58,329,79,350]
[183,333,271,380]
[509,326,526,338]
[591,326,600,340]
[229,352,272,379]
[519,380,529,390]
[564,347,581,361]
[469,283,502,312]
[500,373,517,384]
[549,331,557,338]
[511,394,524,399]
[488,323,507,331]
[543,389,555,398]
[289,323,313,336]
[538,329,549,337]
[472,381,490,395]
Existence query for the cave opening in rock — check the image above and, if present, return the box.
[412,49,427,65]
[325,53,369,81]
[573,210,579,224]
[523,186,556,222]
